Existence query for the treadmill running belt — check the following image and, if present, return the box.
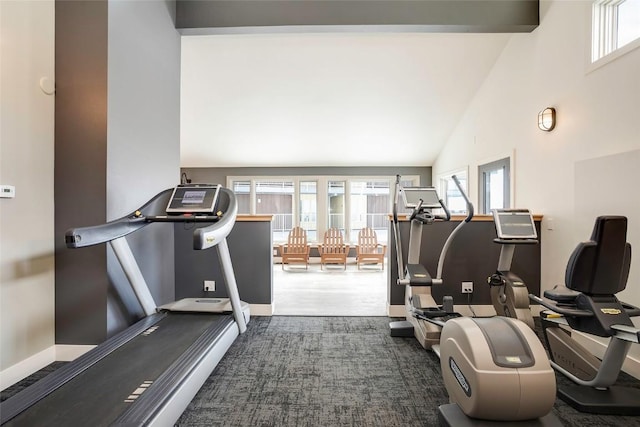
[5,313,231,427]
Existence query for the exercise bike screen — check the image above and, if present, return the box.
[166,184,220,213]
[494,210,537,239]
[402,187,441,209]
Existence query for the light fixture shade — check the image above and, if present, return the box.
[538,107,556,131]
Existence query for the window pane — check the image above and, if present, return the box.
[479,157,510,214]
[300,181,317,241]
[256,181,294,242]
[232,180,251,214]
[349,180,390,243]
[617,0,640,48]
[328,181,345,233]
[443,173,468,215]
[486,168,505,211]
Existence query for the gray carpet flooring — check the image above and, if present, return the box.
[177,316,640,427]
[3,316,640,426]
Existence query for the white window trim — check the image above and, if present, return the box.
[475,151,516,214]
[588,0,640,73]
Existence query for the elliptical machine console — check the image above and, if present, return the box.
[488,209,539,329]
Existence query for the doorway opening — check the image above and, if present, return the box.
[273,259,387,316]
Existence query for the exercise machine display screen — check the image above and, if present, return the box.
[402,187,442,209]
[493,209,537,239]
[166,184,221,214]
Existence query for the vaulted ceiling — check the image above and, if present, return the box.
[176,1,536,167]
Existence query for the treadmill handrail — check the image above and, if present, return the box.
[65,188,173,248]
[193,188,237,250]
[65,217,149,248]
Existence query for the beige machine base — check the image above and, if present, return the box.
[406,287,441,350]
[159,298,249,314]
[438,403,563,427]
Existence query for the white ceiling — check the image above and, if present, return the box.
[180,32,511,168]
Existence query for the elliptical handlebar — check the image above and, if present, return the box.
[409,199,424,221]
[392,175,405,281]
[434,198,451,222]
[435,175,474,280]
[452,174,474,223]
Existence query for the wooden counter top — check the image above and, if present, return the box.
[237,215,273,222]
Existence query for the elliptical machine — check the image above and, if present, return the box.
[387,177,560,425]
[530,215,640,415]
[388,175,473,352]
[488,209,539,329]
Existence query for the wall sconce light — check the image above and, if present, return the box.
[538,107,556,131]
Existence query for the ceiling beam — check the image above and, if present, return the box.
[176,0,539,35]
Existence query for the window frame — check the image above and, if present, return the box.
[590,0,640,69]
[478,157,511,215]
[228,174,420,243]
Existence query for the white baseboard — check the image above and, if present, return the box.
[250,303,274,316]
[0,346,55,390]
[0,344,98,391]
[387,305,405,317]
[56,345,95,362]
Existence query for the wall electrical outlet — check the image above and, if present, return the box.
[462,281,473,294]
[204,280,215,292]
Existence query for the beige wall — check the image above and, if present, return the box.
[0,0,55,375]
[433,1,640,371]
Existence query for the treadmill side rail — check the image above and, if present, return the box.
[113,316,237,426]
[0,313,167,425]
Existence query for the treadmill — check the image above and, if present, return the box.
[1,184,250,426]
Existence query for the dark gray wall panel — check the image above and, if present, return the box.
[174,221,273,305]
[55,0,181,344]
[176,0,539,33]
[388,219,541,307]
[55,0,109,345]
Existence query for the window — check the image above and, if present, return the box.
[349,181,390,244]
[228,175,420,244]
[232,181,251,214]
[592,0,640,62]
[478,158,510,214]
[300,181,317,241]
[327,181,346,232]
[255,181,294,242]
[438,169,468,215]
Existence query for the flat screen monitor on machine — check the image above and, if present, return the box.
[166,184,221,214]
[401,187,442,209]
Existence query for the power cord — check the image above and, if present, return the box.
[467,292,477,317]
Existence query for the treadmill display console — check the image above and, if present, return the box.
[493,209,537,239]
[402,187,442,209]
[166,184,221,214]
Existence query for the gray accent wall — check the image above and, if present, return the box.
[176,0,539,33]
[174,221,273,305]
[388,219,541,307]
[55,0,109,345]
[55,0,181,344]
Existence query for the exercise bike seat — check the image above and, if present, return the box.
[544,285,580,304]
